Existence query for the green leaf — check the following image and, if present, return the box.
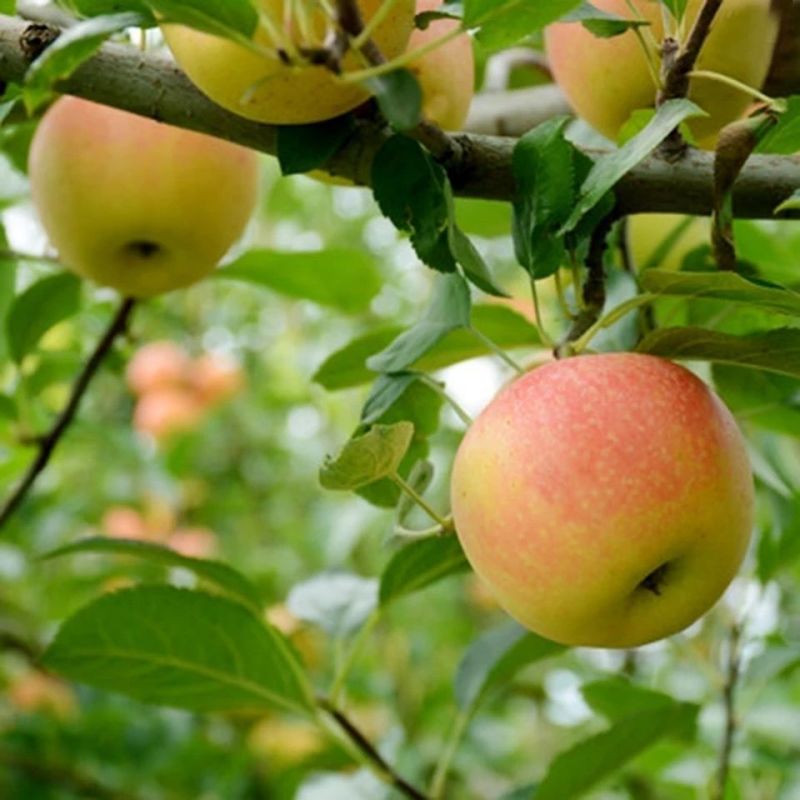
[563,99,706,233]
[314,304,540,389]
[642,269,800,317]
[637,327,800,378]
[455,622,565,711]
[367,273,471,373]
[367,69,422,132]
[276,116,355,175]
[320,421,415,491]
[562,1,645,37]
[41,537,262,616]
[26,13,150,95]
[59,0,151,17]
[217,249,382,313]
[287,572,378,637]
[360,373,420,425]
[379,536,470,606]
[7,272,82,363]
[466,0,583,50]
[0,253,16,363]
[535,702,699,800]
[43,585,315,715]
[146,0,258,38]
[581,677,679,722]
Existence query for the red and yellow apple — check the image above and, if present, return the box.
[450,353,754,648]
[133,387,205,441]
[545,0,779,147]
[162,0,416,125]
[28,97,259,298]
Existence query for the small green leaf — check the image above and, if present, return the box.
[367,69,422,131]
[43,585,315,715]
[276,116,355,175]
[581,677,678,722]
[320,421,415,491]
[455,622,565,711]
[563,99,706,233]
[379,536,469,606]
[217,248,382,313]
[367,273,471,373]
[26,12,150,95]
[466,0,583,50]
[7,272,82,363]
[42,537,262,615]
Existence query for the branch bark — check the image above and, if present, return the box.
[0,298,136,531]
[0,14,798,217]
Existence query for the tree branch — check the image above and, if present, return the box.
[713,622,743,800]
[0,298,136,531]
[318,697,429,800]
[0,14,799,217]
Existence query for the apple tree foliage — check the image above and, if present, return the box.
[0,0,800,798]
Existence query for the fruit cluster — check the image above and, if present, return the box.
[126,341,244,442]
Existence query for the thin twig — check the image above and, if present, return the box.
[318,697,430,800]
[713,622,743,800]
[0,298,136,531]
[657,0,723,158]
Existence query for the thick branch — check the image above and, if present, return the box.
[0,15,799,217]
[0,298,135,531]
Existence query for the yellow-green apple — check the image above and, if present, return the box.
[545,0,779,147]
[450,353,753,648]
[162,0,416,125]
[407,0,474,130]
[628,213,710,270]
[28,97,259,298]
[126,341,193,396]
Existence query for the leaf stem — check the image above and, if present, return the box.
[419,374,472,426]
[429,708,472,799]
[390,473,450,529]
[688,70,775,106]
[329,609,381,705]
[469,327,525,375]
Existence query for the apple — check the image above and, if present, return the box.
[450,353,754,648]
[28,97,259,298]
[168,527,218,559]
[162,0,416,125]
[407,0,474,130]
[133,387,205,441]
[101,505,149,540]
[190,353,245,407]
[545,0,779,147]
[126,340,193,396]
[8,671,76,719]
[628,213,710,271]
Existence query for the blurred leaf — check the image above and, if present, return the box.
[581,678,678,722]
[7,272,81,363]
[466,0,582,50]
[637,327,800,378]
[314,304,540,389]
[535,702,699,800]
[42,537,262,615]
[379,536,469,606]
[58,0,150,16]
[287,572,378,638]
[217,249,382,313]
[456,622,565,711]
[320,422,414,490]
[43,585,315,715]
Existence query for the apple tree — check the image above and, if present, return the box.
[1,0,800,798]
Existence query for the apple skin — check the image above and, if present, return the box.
[628,214,709,271]
[162,0,415,125]
[28,97,259,298]
[407,0,474,130]
[545,0,779,147]
[450,353,754,648]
